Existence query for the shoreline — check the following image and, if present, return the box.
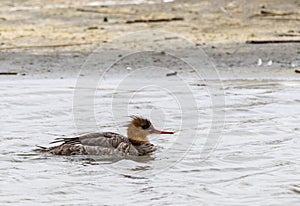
[0,42,299,80]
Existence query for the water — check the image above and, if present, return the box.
[1,75,300,205]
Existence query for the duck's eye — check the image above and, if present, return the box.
[141,123,150,129]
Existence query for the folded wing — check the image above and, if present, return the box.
[52,132,128,148]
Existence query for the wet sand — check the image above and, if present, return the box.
[0,0,299,78]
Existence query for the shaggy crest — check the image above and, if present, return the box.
[130,116,151,129]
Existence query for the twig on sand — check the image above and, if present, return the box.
[246,40,300,44]
[126,17,184,24]
[0,42,92,50]
[0,72,18,75]
[166,71,177,77]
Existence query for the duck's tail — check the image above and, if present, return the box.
[34,145,51,153]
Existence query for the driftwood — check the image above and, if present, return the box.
[277,33,299,37]
[0,42,92,50]
[246,40,300,44]
[126,17,184,24]
[76,8,134,15]
[259,10,297,16]
[251,9,299,17]
[250,10,299,21]
[0,72,18,75]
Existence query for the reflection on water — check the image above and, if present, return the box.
[0,76,299,205]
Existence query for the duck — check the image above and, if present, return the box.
[35,116,174,156]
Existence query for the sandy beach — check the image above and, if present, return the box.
[0,0,299,78]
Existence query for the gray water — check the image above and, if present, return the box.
[1,75,300,205]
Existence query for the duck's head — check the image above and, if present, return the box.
[127,116,174,145]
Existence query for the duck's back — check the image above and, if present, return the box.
[38,132,156,156]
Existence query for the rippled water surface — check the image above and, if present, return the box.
[1,75,300,205]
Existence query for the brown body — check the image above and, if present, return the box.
[36,117,173,156]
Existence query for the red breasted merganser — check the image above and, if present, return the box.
[36,116,174,156]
